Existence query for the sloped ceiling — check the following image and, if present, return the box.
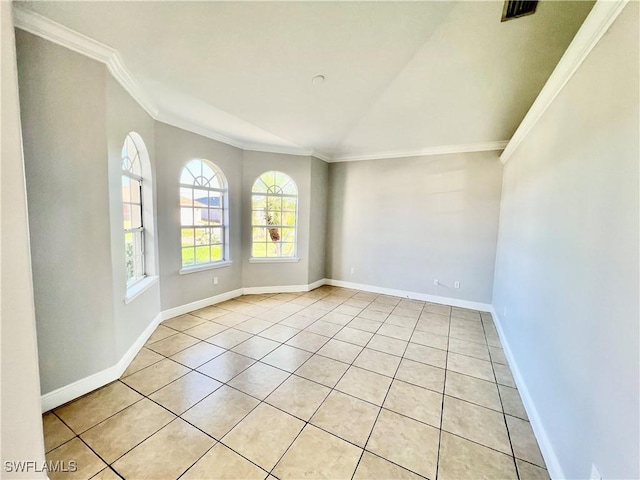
[18,1,594,161]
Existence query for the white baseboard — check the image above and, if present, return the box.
[41,312,162,412]
[41,364,122,414]
[160,288,244,321]
[325,278,492,312]
[41,277,490,412]
[39,281,317,411]
[115,312,164,376]
[490,307,564,479]
[243,278,326,295]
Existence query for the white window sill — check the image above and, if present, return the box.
[249,257,300,264]
[124,275,159,304]
[180,260,233,275]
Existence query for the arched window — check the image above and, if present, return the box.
[122,134,145,285]
[251,171,298,258]
[180,159,228,269]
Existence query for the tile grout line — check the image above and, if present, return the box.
[264,290,393,477]
[274,294,428,475]
[45,288,359,478]
[114,291,338,479]
[45,288,522,480]
[350,301,428,480]
[482,313,521,480]
[75,299,292,477]
[130,326,521,479]
[434,307,452,480]
[146,296,496,375]
[151,288,368,478]
[48,411,116,473]
[59,291,426,478]
[49,391,179,474]
[252,290,397,477]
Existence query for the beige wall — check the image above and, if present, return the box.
[1,3,47,476]
[492,3,639,478]
[326,151,503,304]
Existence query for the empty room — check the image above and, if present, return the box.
[1,1,638,479]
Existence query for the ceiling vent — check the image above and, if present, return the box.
[501,1,538,22]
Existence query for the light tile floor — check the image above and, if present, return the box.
[43,286,550,480]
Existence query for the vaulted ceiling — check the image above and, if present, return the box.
[18,1,594,161]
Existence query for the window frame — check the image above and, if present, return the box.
[179,159,230,273]
[250,170,299,260]
[121,134,146,288]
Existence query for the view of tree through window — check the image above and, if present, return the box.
[180,159,228,268]
[251,171,298,258]
[122,134,145,285]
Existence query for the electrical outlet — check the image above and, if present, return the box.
[454,281,460,289]
[590,464,601,480]
[433,279,439,286]
[350,267,355,274]
[213,277,218,285]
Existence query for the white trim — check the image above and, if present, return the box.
[249,257,300,264]
[12,6,112,66]
[179,260,232,275]
[328,141,509,163]
[124,275,158,304]
[160,288,244,321]
[500,0,629,163]
[490,307,565,479]
[41,367,120,413]
[241,141,314,158]
[116,312,163,378]
[243,278,325,295]
[325,278,491,312]
[311,152,332,163]
[11,4,513,164]
[307,278,327,291]
[10,5,311,159]
[154,112,245,151]
[40,312,162,412]
[12,5,159,118]
[40,276,494,412]
[40,287,244,411]
[107,52,159,118]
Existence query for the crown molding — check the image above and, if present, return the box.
[243,141,313,158]
[241,143,332,162]
[107,53,159,118]
[12,4,325,160]
[11,3,513,164]
[12,4,159,118]
[327,140,509,163]
[310,151,332,163]
[154,111,246,150]
[500,0,629,164]
[12,4,111,63]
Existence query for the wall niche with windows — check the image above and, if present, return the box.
[16,30,329,399]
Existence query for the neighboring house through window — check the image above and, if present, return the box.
[251,171,298,258]
[180,159,228,269]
